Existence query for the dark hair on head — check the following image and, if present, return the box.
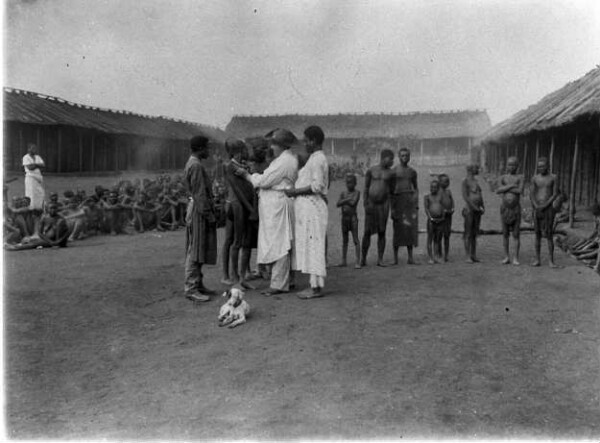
[345,173,357,183]
[381,149,394,159]
[190,135,209,152]
[63,190,75,198]
[225,138,246,157]
[399,147,410,154]
[431,179,440,185]
[304,126,325,146]
[438,173,449,180]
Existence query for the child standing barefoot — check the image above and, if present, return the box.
[336,173,361,268]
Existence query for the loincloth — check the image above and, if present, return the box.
[341,214,358,233]
[391,193,418,247]
[364,201,389,234]
[462,207,482,239]
[534,206,556,239]
[501,202,521,232]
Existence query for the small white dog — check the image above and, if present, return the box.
[218,287,250,328]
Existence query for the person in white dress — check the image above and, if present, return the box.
[22,143,45,212]
[285,126,329,299]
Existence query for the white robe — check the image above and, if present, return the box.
[22,154,45,210]
[250,150,298,264]
[292,150,329,277]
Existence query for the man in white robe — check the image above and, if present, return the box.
[285,126,329,298]
[236,129,298,295]
[22,143,45,212]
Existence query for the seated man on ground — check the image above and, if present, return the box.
[6,202,70,250]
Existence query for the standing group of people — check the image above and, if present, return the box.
[182,126,330,303]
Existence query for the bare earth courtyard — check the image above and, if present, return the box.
[3,171,600,440]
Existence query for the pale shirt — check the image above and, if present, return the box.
[249,149,298,264]
[23,154,44,178]
[294,150,328,197]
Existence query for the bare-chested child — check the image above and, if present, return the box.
[496,156,524,265]
[102,189,126,235]
[462,164,485,263]
[438,173,454,261]
[530,157,560,268]
[336,173,361,268]
[361,149,394,267]
[6,202,70,250]
[424,180,445,264]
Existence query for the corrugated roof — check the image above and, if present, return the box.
[226,110,490,140]
[483,66,600,143]
[3,88,228,143]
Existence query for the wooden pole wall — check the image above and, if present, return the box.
[569,132,579,227]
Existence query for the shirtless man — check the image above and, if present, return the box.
[424,180,445,264]
[530,157,560,268]
[462,164,485,263]
[361,149,394,267]
[6,202,70,250]
[496,156,524,265]
[391,148,419,265]
[438,173,454,262]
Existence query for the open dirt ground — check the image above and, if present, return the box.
[3,166,600,439]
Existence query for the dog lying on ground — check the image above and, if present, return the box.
[218,287,250,328]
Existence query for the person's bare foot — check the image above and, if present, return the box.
[549,262,562,269]
[531,260,541,267]
[407,259,419,265]
[377,261,387,267]
[472,257,481,263]
[512,259,520,266]
[466,258,474,264]
[354,263,361,269]
[501,257,510,265]
[444,257,449,262]
[221,278,234,285]
[428,259,435,265]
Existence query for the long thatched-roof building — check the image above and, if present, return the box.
[481,66,600,221]
[227,110,491,165]
[3,88,227,173]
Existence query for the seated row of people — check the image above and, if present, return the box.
[4,174,191,250]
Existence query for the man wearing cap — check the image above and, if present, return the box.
[235,128,299,295]
[285,126,329,299]
[183,135,218,302]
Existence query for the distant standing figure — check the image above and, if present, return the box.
[361,149,394,267]
[183,135,218,302]
[462,164,485,263]
[438,173,454,262]
[424,180,445,264]
[530,157,560,268]
[22,143,45,212]
[391,147,419,265]
[496,156,524,265]
[336,173,361,269]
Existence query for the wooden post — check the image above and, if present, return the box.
[549,134,555,173]
[569,132,579,228]
[535,137,540,166]
[36,127,41,154]
[420,140,424,165]
[523,141,528,178]
[90,134,95,172]
[331,138,335,156]
[114,138,119,172]
[79,131,83,172]
[57,127,62,173]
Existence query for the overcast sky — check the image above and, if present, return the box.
[4,0,600,129]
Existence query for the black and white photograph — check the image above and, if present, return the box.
[2,0,600,440]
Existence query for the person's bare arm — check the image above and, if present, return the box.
[530,177,539,210]
[363,170,372,207]
[448,190,455,214]
[495,176,516,194]
[424,195,432,221]
[348,191,360,207]
[462,179,477,212]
